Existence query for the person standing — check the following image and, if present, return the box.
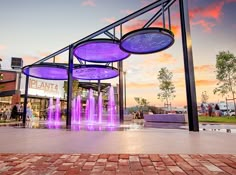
[6,108,11,120]
[11,104,18,120]
[215,104,220,116]
[208,104,213,117]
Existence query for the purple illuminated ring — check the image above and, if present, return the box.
[120,27,175,54]
[73,39,130,63]
[22,63,68,80]
[73,65,119,80]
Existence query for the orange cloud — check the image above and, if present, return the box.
[173,64,215,74]
[81,0,96,6]
[192,20,216,32]
[23,55,40,66]
[189,1,225,32]
[173,68,184,74]
[143,53,176,65]
[127,82,156,88]
[120,9,134,15]
[195,80,217,86]
[173,79,217,88]
[124,20,180,37]
[39,52,51,58]
[189,1,224,21]
[102,17,116,24]
[194,65,215,72]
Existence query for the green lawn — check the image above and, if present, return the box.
[199,116,236,123]
[0,120,20,124]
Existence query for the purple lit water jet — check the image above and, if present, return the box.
[76,95,81,124]
[72,98,76,124]
[98,93,103,123]
[85,99,89,121]
[88,89,95,123]
[48,98,54,123]
[108,86,116,126]
[54,97,61,124]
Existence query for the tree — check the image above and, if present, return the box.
[213,51,236,113]
[134,97,149,119]
[63,80,81,98]
[157,67,175,107]
[201,91,209,103]
[134,97,149,111]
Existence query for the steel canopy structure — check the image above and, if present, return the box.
[22,0,199,131]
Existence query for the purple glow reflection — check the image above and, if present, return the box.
[73,39,130,63]
[22,65,68,80]
[73,65,118,80]
[120,28,174,54]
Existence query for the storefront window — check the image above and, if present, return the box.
[0,96,12,108]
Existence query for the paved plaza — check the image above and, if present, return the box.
[0,124,236,154]
[0,124,236,174]
[0,153,236,175]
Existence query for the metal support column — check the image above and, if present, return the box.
[98,80,101,97]
[22,75,29,126]
[66,44,74,127]
[179,0,199,131]
[118,61,124,123]
[124,71,126,112]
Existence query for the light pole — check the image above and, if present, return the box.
[123,71,126,112]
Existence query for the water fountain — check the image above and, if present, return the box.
[76,95,81,124]
[108,86,116,126]
[85,98,89,121]
[54,97,61,124]
[48,98,54,123]
[98,93,103,123]
[69,86,117,128]
[88,89,95,124]
[72,98,76,124]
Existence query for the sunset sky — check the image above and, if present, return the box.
[0,0,236,107]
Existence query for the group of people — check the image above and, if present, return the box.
[0,103,33,121]
[201,103,221,117]
[0,105,11,120]
[132,110,144,119]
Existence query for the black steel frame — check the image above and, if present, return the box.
[22,0,199,131]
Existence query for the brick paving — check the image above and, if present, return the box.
[0,154,235,175]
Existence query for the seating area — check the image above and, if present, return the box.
[144,114,187,123]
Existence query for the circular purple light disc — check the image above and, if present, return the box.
[73,65,118,80]
[120,27,174,54]
[73,39,130,63]
[22,64,68,80]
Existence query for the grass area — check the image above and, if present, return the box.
[0,120,20,124]
[199,116,236,123]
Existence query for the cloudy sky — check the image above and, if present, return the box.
[0,0,236,107]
